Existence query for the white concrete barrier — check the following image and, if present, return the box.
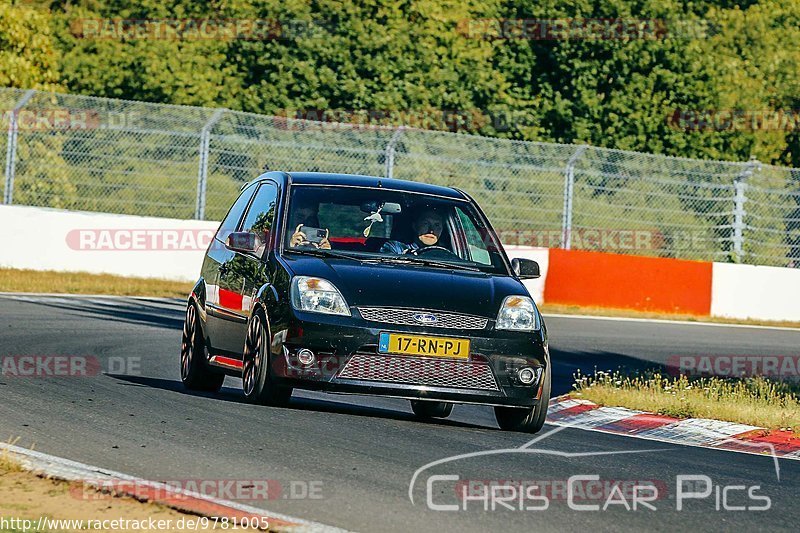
[503,245,549,304]
[4,205,799,324]
[711,262,800,321]
[0,205,219,282]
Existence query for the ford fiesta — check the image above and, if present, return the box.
[181,171,550,432]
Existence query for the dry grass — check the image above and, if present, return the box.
[0,444,244,531]
[0,444,23,474]
[573,370,800,431]
[0,268,192,298]
[540,303,800,329]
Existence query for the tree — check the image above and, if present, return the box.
[0,1,61,90]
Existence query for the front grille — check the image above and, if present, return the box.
[358,307,488,330]
[336,353,499,391]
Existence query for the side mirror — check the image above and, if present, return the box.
[511,258,540,279]
[225,231,263,254]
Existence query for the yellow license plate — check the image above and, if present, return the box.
[378,332,469,359]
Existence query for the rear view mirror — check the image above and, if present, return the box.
[225,231,263,254]
[380,202,402,214]
[360,201,402,214]
[511,258,540,279]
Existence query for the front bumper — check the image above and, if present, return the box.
[270,310,548,408]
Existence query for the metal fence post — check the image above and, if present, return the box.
[3,89,36,205]
[732,158,758,262]
[384,127,405,179]
[195,108,226,220]
[561,144,588,249]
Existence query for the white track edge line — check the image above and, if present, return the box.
[0,292,183,302]
[544,313,800,332]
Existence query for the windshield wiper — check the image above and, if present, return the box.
[410,257,481,272]
[372,255,480,272]
[284,247,368,263]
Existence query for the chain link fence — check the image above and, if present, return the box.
[1,87,798,267]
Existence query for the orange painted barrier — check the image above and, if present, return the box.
[544,249,713,315]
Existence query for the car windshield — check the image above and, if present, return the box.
[283,185,507,274]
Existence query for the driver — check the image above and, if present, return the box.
[287,199,331,249]
[380,207,444,255]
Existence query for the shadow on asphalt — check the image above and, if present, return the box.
[549,347,668,396]
[106,374,488,430]
[11,297,184,330]
[10,296,671,398]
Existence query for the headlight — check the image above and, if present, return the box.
[290,276,351,316]
[496,295,540,331]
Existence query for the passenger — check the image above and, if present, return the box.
[380,207,445,255]
[287,199,331,249]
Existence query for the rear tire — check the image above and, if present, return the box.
[410,400,453,419]
[494,365,551,433]
[180,302,225,392]
[242,310,292,406]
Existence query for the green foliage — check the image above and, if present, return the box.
[4,0,800,165]
[0,1,62,90]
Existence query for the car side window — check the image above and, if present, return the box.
[240,182,279,245]
[456,207,492,265]
[215,184,257,243]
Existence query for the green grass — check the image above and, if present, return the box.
[573,369,800,431]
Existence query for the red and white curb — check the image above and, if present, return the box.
[0,443,348,533]
[546,396,800,460]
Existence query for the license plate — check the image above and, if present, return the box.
[378,332,469,359]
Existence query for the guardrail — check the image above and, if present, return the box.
[1,87,798,267]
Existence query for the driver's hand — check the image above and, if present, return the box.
[289,224,306,247]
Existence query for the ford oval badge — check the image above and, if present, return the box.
[413,313,438,324]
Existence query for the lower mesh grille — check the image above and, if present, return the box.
[336,353,499,391]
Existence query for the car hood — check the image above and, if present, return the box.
[281,255,528,317]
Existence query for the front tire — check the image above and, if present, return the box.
[180,302,225,392]
[410,400,453,419]
[494,365,551,433]
[242,310,292,406]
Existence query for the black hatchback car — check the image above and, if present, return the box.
[181,171,550,432]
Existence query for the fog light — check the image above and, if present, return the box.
[297,349,316,366]
[518,367,536,385]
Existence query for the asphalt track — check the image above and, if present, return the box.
[1,294,799,532]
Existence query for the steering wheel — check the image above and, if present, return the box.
[407,246,459,259]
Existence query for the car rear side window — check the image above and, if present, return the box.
[215,184,256,242]
[240,182,279,244]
